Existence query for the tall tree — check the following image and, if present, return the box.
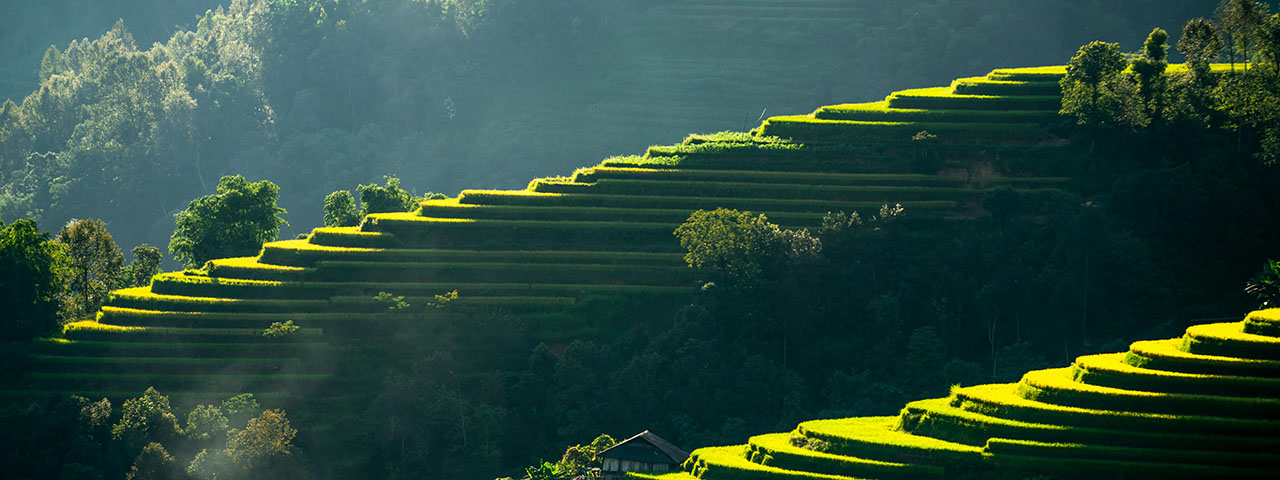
[122,244,163,288]
[1216,0,1269,70]
[169,175,288,268]
[1060,41,1127,122]
[55,219,124,321]
[225,409,297,470]
[1060,41,1147,147]
[111,387,182,446]
[1132,28,1170,118]
[1255,13,1280,79]
[322,190,361,227]
[0,218,68,342]
[125,443,180,480]
[1179,18,1224,81]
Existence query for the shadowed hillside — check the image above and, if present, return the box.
[639,308,1280,479]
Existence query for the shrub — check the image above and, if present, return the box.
[1245,259,1280,308]
[261,321,300,339]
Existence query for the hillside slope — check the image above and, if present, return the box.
[638,308,1280,479]
[3,66,1075,406]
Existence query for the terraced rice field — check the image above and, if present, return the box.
[664,310,1280,479]
[4,67,1072,409]
[7,54,1266,478]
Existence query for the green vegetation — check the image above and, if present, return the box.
[5,1,1280,479]
[56,218,125,321]
[679,309,1280,478]
[0,218,68,342]
[168,175,288,268]
[1246,259,1280,308]
[674,208,818,289]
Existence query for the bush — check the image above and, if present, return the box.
[261,320,300,338]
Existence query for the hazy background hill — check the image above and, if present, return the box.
[0,0,1217,260]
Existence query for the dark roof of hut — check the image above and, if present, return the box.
[598,431,689,464]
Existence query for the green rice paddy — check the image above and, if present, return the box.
[14,61,1276,478]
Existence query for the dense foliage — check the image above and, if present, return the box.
[168,175,287,268]
[674,208,819,290]
[5,1,1280,479]
[55,218,124,321]
[0,218,68,342]
[122,244,163,288]
[0,389,307,480]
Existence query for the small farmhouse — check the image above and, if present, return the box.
[598,430,688,478]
